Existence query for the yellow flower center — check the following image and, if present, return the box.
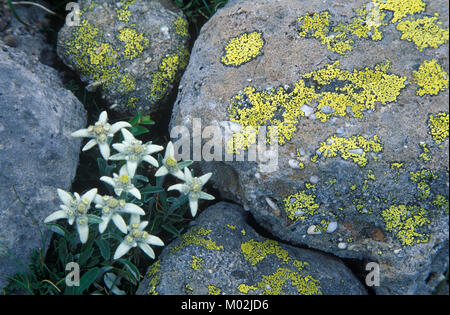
[119,199,126,207]
[120,174,130,184]
[133,145,144,154]
[108,198,119,208]
[94,125,103,135]
[78,217,88,225]
[192,183,202,193]
[81,198,89,205]
[103,206,110,214]
[166,157,177,167]
[126,235,134,243]
[77,203,87,214]
[131,223,139,229]
[132,229,142,238]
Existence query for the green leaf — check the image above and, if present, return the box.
[87,214,104,224]
[97,158,116,176]
[117,259,140,282]
[131,125,149,136]
[177,160,194,169]
[45,223,67,237]
[162,223,181,237]
[95,239,111,261]
[134,175,149,183]
[141,185,164,195]
[129,112,142,126]
[140,115,155,125]
[75,268,100,294]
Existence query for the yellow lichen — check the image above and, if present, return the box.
[208,286,221,295]
[145,260,161,295]
[117,27,149,60]
[227,224,237,230]
[174,14,189,37]
[238,284,257,294]
[433,195,449,214]
[241,239,291,266]
[397,15,449,51]
[413,60,448,96]
[382,204,430,246]
[410,169,437,200]
[419,143,432,162]
[373,0,426,23]
[316,135,383,167]
[221,31,265,67]
[428,112,449,144]
[226,61,405,153]
[171,227,224,252]
[256,268,322,295]
[116,0,136,24]
[283,190,320,221]
[191,256,204,271]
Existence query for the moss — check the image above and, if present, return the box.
[207,285,221,295]
[283,190,320,221]
[174,14,189,37]
[428,112,449,145]
[256,268,322,295]
[145,260,161,295]
[413,60,449,96]
[382,204,430,246]
[297,5,386,55]
[221,31,265,67]
[226,61,405,153]
[191,256,204,271]
[241,239,291,266]
[397,15,449,51]
[171,226,224,252]
[316,135,383,167]
[117,27,149,60]
[373,0,426,23]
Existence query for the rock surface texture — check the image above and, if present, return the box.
[170,0,449,294]
[137,202,367,295]
[0,45,86,289]
[57,0,190,116]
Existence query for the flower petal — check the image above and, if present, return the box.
[122,203,145,215]
[71,129,91,138]
[128,187,141,200]
[199,173,212,185]
[138,221,148,230]
[112,214,128,234]
[121,128,135,142]
[112,143,127,153]
[99,142,111,160]
[165,142,174,160]
[57,188,73,206]
[99,214,112,233]
[81,188,98,205]
[44,210,68,223]
[110,122,131,135]
[100,176,115,188]
[155,166,169,177]
[82,139,98,151]
[172,168,186,180]
[189,199,198,217]
[142,155,159,168]
[145,144,164,155]
[99,111,108,124]
[145,235,164,247]
[109,153,126,161]
[130,214,141,226]
[114,241,132,260]
[127,160,138,178]
[199,191,215,201]
[138,243,155,259]
[77,220,89,244]
[167,184,187,193]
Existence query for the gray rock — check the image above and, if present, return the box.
[0,44,86,289]
[0,1,55,67]
[137,202,367,295]
[169,0,449,294]
[57,0,190,115]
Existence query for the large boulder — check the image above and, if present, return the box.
[137,202,367,295]
[169,0,449,294]
[0,44,86,289]
[57,0,190,115]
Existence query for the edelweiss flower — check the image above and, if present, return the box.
[44,188,97,243]
[113,215,164,260]
[168,168,214,217]
[94,195,146,234]
[109,128,163,177]
[100,165,141,199]
[154,141,185,180]
[71,111,131,160]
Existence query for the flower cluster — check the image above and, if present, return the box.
[44,111,214,265]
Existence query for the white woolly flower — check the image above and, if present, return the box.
[100,165,141,200]
[109,128,163,177]
[154,141,185,180]
[94,195,146,234]
[168,168,214,217]
[44,188,97,244]
[113,215,164,260]
[71,111,131,160]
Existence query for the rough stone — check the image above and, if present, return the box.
[137,202,367,295]
[0,44,86,289]
[169,0,449,294]
[57,0,190,116]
